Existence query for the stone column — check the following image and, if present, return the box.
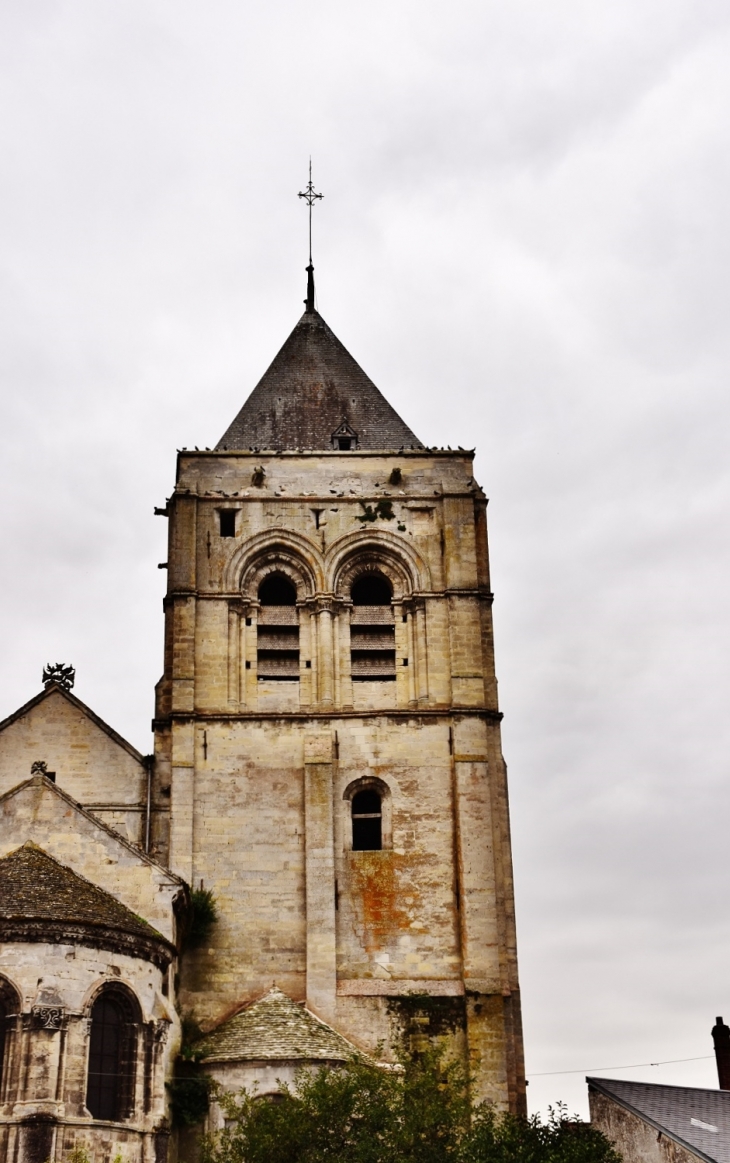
[316,599,335,708]
[227,602,240,706]
[414,598,429,704]
[304,732,336,1023]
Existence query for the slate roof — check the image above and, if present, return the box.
[216,309,422,451]
[0,842,163,943]
[200,987,364,1064]
[588,1077,730,1163]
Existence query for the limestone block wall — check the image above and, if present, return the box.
[156,446,525,1113]
[0,688,148,846]
[0,942,176,1163]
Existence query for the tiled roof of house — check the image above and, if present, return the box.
[200,987,364,1064]
[0,842,163,942]
[216,309,422,451]
[588,1078,730,1163]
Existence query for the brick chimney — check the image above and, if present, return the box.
[711,1017,730,1090]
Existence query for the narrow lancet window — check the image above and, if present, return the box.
[350,572,395,681]
[257,574,300,681]
[352,788,383,850]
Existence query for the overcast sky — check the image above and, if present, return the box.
[1,0,728,1120]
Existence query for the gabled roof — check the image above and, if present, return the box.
[0,682,145,765]
[216,309,422,451]
[200,987,364,1064]
[0,841,162,940]
[588,1077,730,1163]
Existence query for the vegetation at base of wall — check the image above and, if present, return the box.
[185,888,219,950]
[200,1050,621,1163]
[53,1151,123,1163]
[166,1011,213,1127]
[167,1072,214,1127]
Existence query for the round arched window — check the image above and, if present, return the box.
[351,788,383,850]
[86,990,138,1122]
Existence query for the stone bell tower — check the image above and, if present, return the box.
[151,267,526,1114]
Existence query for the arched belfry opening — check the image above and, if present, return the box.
[350,571,396,681]
[257,573,300,680]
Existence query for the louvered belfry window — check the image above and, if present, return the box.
[257,574,300,680]
[350,572,396,681]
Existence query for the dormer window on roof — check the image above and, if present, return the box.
[332,420,358,450]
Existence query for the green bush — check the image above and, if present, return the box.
[201,1051,620,1163]
[186,888,219,950]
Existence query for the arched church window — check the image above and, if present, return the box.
[351,788,383,850]
[350,572,395,681]
[257,573,300,681]
[0,978,19,1098]
[86,988,138,1122]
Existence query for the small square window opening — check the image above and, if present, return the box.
[219,511,236,538]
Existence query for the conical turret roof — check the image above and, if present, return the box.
[216,309,422,451]
[199,986,364,1063]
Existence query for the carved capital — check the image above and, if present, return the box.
[30,1005,65,1031]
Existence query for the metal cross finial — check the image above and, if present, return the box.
[298,159,324,265]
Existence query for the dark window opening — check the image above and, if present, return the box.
[219,510,236,538]
[259,574,296,605]
[86,991,137,1122]
[352,788,382,850]
[257,573,300,681]
[0,999,8,1095]
[350,572,396,681]
[338,438,352,450]
[0,979,19,1097]
[352,573,392,606]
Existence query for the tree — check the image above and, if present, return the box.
[200,1053,621,1163]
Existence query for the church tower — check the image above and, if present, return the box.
[152,267,526,1114]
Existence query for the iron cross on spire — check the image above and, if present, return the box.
[298,160,323,312]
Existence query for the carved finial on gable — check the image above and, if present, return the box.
[42,663,75,691]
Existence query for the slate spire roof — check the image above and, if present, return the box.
[199,986,364,1064]
[0,841,164,944]
[216,308,422,451]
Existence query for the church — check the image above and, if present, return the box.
[0,253,526,1160]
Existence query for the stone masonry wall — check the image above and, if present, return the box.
[157,447,525,1112]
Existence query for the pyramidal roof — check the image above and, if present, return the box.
[200,986,364,1063]
[216,307,422,452]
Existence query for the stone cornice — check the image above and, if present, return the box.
[153,707,502,727]
[0,918,175,972]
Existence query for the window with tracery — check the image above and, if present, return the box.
[350,572,395,681]
[86,989,138,1122]
[257,573,300,680]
